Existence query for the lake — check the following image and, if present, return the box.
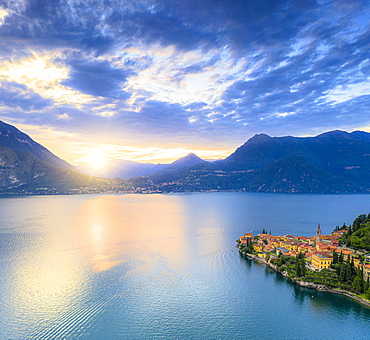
[1,192,370,339]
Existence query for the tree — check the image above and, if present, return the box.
[350,258,356,277]
[351,268,364,293]
[345,262,352,282]
[338,252,344,263]
[364,277,370,294]
[340,264,346,282]
[332,251,338,264]
[295,259,302,277]
[366,287,370,300]
[300,259,306,277]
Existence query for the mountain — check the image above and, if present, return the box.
[244,155,361,193]
[129,130,370,193]
[77,153,205,180]
[0,121,132,194]
[149,153,205,175]
[77,159,168,179]
[0,120,74,170]
[0,145,131,194]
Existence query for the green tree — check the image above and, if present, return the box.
[364,277,370,294]
[295,260,302,277]
[366,287,370,300]
[332,251,338,264]
[339,264,346,282]
[351,268,364,293]
[300,259,306,277]
[345,262,352,282]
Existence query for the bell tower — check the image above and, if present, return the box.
[316,223,321,245]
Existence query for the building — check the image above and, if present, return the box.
[337,249,352,261]
[312,253,332,270]
[316,224,322,245]
[276,247,289,255]
[364,264,370,280]
[253,243,264,252]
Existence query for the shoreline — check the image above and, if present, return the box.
[242,252,370,309]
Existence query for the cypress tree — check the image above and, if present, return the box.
[365,277,370,294]
[352,268,363,293]
[340,264,346,282]
[350,257,356,277]
[345,262,352,282]
[332,251,338,264]
[300,259,306,277]
[295,260,302,277]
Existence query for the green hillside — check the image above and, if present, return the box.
[340,214,370,251]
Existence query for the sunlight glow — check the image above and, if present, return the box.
[74,144,231,165]
[0,54,93,104]
[82,150,109,169]
[0,8,8,24]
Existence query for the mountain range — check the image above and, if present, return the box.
[129,130,370,193]
[1,119,369,194]
[76,153,204,179]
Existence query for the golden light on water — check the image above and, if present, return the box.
[71,195,188,273]
[11,239,84,328]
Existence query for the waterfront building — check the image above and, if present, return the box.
[253,243,264,252]
[312,252,333,269]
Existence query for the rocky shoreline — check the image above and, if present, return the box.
[242,252,370,308]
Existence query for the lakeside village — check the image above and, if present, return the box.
[237,213,370,304]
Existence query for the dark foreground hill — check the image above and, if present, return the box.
[0,145,131,195]
[0,120,75,170]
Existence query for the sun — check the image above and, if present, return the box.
[85,151,108,169]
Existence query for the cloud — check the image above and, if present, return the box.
[61,55,133,99]
[0,0,369,163]
[0,81,53,110]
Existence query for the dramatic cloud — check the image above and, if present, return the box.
[0,0,369,163]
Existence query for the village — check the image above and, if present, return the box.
[238,224,370,282]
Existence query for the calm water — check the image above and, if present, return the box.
[1,192,370,339]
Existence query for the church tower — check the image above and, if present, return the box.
[316,223,321,245]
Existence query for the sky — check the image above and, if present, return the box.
[0,0,369,165]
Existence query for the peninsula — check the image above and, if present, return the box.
[237,213,370,306]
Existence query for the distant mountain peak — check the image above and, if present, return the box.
[246,133,272,145]
[316,130,349,139]
[170,153,204,166]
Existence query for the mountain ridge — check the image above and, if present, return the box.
[0,120,75,170]
[129,130,370,193]
[1,120,369,194]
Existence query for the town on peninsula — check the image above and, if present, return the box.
[237,213,370,306]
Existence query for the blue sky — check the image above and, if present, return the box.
[0,0,369,164]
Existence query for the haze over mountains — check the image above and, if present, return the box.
[0,120,130,194]
[0,120,369,194]
[77,153,205,179]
